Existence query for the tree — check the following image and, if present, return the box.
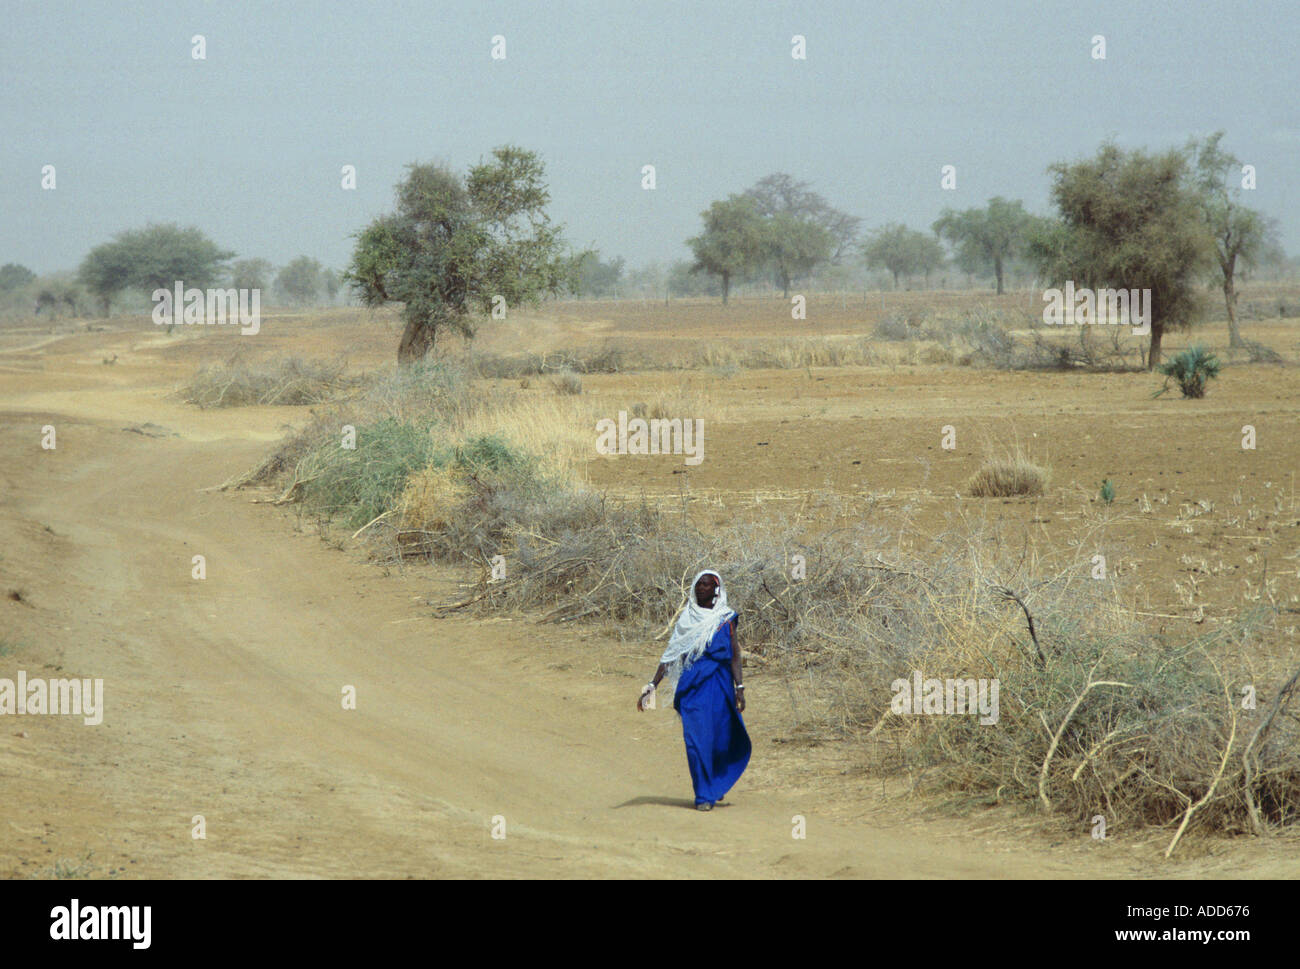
[276,256,325,305]
[666,260,720,298]
[229,258,274,293]
[861,223,946,289]
[687,195,766,304]
[77,241,135,316]
[78,224,233,315]
[323,269,340,302]
[346,146,575,364]
[744,173,861,262]
[1034,142,1213,369]
[0,263,36,291]
[32,274,84,318]
[932,198,1037,295]
[1187,131,1281,348]
[763,213,833,298]
[573,253,625,297]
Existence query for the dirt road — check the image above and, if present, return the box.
[0,325,1292,878]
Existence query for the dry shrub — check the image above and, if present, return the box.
[181,353,358,408]
[638,386,701,421]
[444,492,1300,843]
[967,452,1049,497]
[472,344,633,378]
[1241,340,1284,365]
[238,345,1300,846]
[399,465,471,532]
[552,370,583,395]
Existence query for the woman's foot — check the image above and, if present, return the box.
[696,801,714,811]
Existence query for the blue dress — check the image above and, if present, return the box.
[672,615,751,806]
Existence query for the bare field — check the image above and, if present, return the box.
[2,293,1299,878]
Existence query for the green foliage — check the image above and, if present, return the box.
[763,212,834,297]
[1188,132,1279,277]
[687,194,767,303]
[572,253,625,297]
[302,418,447,528]
[454,435,530,474]
[743,172,861,262]
[453,435,544,496]
[77,223,234,314]
[1155,344,1221,398]
[666,260,719,297]
[275,256,326,305]
[1100,479,1115,504]
[1034,142,1214,369]
[0,263,36,291]
[932,197,1039,295]
[1187,131,1282,345]
[322,268,340,300]
[346,146,575,363]
[862,223,946,289]
[229,258,274,292]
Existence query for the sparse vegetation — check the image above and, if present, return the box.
[180,353,359,408]
[231,354,1300,849]
[967,451,1050,497]
[1155,344,1222,398]
[551,370,583,395]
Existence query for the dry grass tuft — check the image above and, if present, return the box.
[967,452,1050,497]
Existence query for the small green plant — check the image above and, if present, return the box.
[1154,344,1221,398]
[29,850,98,880]
[1100,479,1115,504]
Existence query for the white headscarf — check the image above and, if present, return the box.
[659,569,736,683]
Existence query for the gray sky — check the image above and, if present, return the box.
[4,0,1297,275]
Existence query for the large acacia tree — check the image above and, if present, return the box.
[744,173,861,262]
[687,194,766,304]
[78,224,233,315]
[763,212,833,298]
[346,146,576,363]
[1035,142,1213,369]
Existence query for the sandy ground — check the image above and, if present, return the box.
[1,306,1298,878]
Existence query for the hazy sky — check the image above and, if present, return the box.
[4,0,1297,276]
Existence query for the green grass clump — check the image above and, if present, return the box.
[1156,345,1221,398]
[301,418,448,527]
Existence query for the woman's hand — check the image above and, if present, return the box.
[637,683,655,712]
[735,686,746,713]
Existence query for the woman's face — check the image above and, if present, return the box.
[695,574,719,607]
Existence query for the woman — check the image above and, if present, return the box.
[637,569,751,811]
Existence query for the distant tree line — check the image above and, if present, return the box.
[4,132,1291,370]
[669,133,1286,368]
[0,226,347,320]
